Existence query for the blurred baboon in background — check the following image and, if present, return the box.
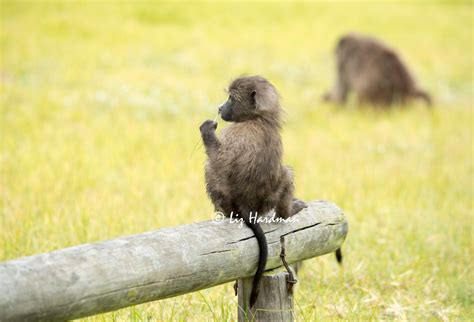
[323,33,431,107]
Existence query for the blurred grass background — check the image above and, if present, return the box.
[1,1,472,320]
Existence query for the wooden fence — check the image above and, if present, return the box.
[0,200,348,321]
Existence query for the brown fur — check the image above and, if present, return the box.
[323,33,431,106]
[200,76,305,307]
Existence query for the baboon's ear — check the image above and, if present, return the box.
[250,90,257,108]
[253,87,278,111]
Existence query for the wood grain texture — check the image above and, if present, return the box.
[0,200,348,321]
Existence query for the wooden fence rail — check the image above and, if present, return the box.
[0,200,348,321]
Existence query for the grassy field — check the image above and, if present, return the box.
[1,1,472,321]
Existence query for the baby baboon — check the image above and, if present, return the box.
[323,33,431,106]
[200,76,306,308]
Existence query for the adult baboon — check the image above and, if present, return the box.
[323,33,431,106]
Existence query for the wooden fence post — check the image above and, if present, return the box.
[238,267,296,321]
[238,236,300,322]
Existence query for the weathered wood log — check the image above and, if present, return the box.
[0,200,348,321]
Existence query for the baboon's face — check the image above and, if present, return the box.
[218,90,257,122]
[218,76,280,123]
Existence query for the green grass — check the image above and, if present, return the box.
[1,1,472,320]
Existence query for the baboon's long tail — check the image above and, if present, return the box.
[335,248,343,264]
[413,89,432,106]
[243,218,268,308]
